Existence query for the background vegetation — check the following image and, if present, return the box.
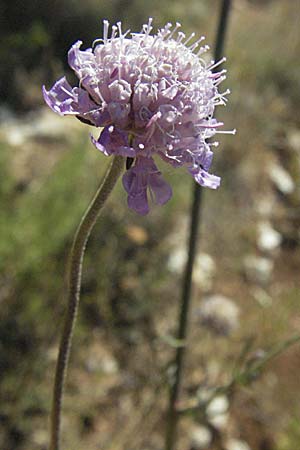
[1,1,300,449]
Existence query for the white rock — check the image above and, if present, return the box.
[209,412,229,429]
[32,429,48,446]
[190,425,212,449]
[196,386,216,405]
[5,126,27,146]
[244,255,273,285]
[167,247,186,273]
[168,251,216,291]
[257,221,282,252]
[251,287,273,307]
[207,396,230,429]
[255,195,276,218]
[287,129,300,153]
[207,395,229,417]
[195,392,230,430]
[225,438,252,450]
[268,162,295,195]
[101,357,119,374]
[196,295,240,336]
[85,355,118,374]
[193,253,216,291]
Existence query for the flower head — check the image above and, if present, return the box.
[43,19,234,214]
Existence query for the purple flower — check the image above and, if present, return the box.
[43,19,235,214]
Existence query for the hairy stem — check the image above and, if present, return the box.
[164,2,232,449]
[49,155,124,450]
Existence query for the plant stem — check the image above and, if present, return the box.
[214,0,232,63]
[165,184,202,450]
[164,2,232,449]
[49,155,124,450]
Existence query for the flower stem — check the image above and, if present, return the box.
[164,2,232,449]
[164,183,202,450]
[49,155,124,450]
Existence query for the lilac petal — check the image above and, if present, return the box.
[194,147,213,171]
[107,102,130,128]
[68,41,95,76]
[149,172,172,205]
[133,83,152,109]
[43,77,111,127]
[42,77,74,116]
[123,157,172,214]
[116,146,137,157]
[108,80,131,103]
[123,166,149,215]
[91,126,136,157]
[90,135,111,156]
[190,167,221,189]
[44,80,93,117]
[68,41,83,71]
[127,190,150,215]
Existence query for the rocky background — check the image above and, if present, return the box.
[1,1,300,449]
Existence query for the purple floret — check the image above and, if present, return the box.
[123,157,172,215]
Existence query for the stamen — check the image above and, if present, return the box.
[123,29,131,38]
[111,25,117,40]
[215,129,237,135]
[196,44,210,56]
[189,36,205,51]
[103,20,109,44]
[214,75,227,86]
[142,18,153,36]
[208,57,227,71]
[183,32,195,46]
[159,23,172,39]
[176,31,186,43]
[198,121,224,129]
[210,69,227,79]
[117,21,122,38]
[217,89,231,97]
[169,22,182,40]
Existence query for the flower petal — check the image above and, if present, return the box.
[128,189,150,215]
[190,167,221,189]
[123,157,172,214]
[42,77,74,116]
[91,126,136,157]
[43,77,109,127]
[149,172,172,205]
[68,41,95,77]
